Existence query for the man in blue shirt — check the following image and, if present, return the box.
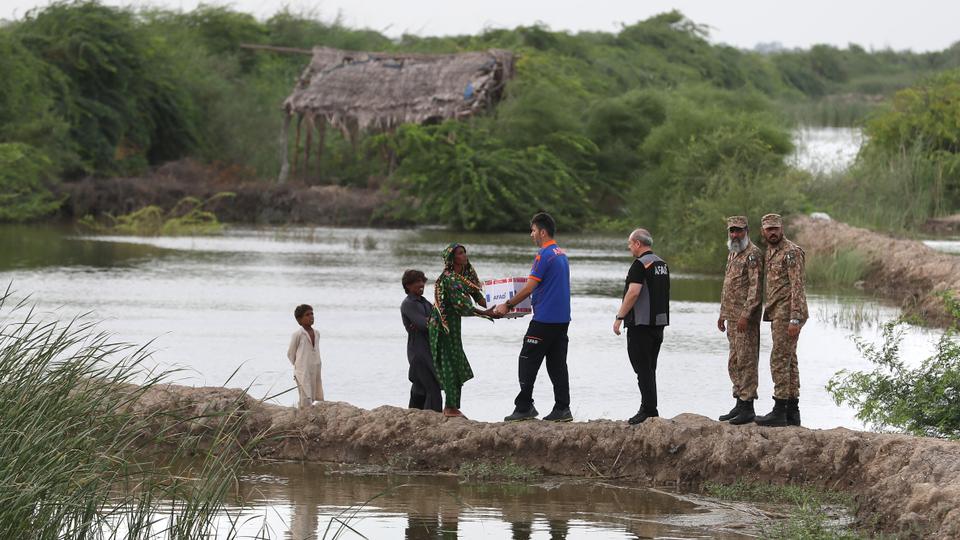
[493,212,573,422]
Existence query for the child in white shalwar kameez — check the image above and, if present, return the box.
[288,304,323,408]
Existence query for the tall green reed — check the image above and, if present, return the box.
[0,285,261,539]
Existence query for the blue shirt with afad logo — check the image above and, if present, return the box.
[528,240,571,323]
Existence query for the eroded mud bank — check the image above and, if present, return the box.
[135,384,960,538]
[794,215,960,326]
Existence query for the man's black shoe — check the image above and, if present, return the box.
[786,398,801,426]
[504,406,539,422]
[718,399,742,422]
[729,399,756,425]
[627,409,659,425]
[543,407,573,422]
[755,398,788,427]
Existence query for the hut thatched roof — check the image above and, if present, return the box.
[283,47,515,132]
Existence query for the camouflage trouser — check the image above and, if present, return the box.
[769,319,801,399]
[726,320,760,400]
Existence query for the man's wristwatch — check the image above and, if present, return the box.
[616,315,625,321]
[789,318,801,325]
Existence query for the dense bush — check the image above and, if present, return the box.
[380,122,591,231]
[0,143,63,222]
[828,296,960,439]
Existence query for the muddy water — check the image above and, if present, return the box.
[215,463,756,539]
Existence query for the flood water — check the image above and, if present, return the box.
[206,463,757,539]
[790,126,863,173]
[0,224,942,428]
[0,219,946,539]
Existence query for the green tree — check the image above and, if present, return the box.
[0,143,64,221]
[14,1,199,176]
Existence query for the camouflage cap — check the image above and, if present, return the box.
[726,216,748,229]
[761,213,783,228]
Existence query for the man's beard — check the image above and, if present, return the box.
[728,236,748,253]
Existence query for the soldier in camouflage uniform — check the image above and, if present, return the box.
[716,216,763,425]
[755,213,808,427]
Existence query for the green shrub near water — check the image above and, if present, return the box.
[79,193,234,235]
[0,286,260,537]
[378,121,592,231]
[827,295,960,439]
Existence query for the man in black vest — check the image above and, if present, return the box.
[613,228,670,424]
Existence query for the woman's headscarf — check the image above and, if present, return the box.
[433,242,483,332]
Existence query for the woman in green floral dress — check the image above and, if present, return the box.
[429,243,491,417]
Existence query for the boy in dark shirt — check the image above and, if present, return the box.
[400,269,442,412]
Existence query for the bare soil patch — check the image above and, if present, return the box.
[136,384,960,538]
[793,215,960,326]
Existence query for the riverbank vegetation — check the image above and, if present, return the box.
[78,193,232,235]
[828,294,960,439]
[0,287,259,538]
[805,70,960,232]
[2,2,960,270]
[703,480,862,539]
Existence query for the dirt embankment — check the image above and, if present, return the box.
[793,215,960,326]
[138,384,960,538]
[57,160,403,227]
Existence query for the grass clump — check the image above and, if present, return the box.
[457,460,541,482]
[704,479,851,507]
[0,285,260,538]
[80,193,233,236]
[703,480,861,539]
[815,303,882,332]
[806,249,872,289]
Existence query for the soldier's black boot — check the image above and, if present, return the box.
[729,399,755,425]
[754,398,788,427]
[786,398,801,426]
[718,398,742,422]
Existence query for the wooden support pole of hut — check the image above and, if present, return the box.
[316,118,326,179]
[304,115,314,179]
[278,113,291,183]
[292,114,303,178]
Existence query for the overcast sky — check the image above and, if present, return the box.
[4,0,959,52]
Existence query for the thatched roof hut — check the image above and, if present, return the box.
[284,47,515,132]
[277,46,514,181]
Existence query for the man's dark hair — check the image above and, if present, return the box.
[530,212,556,237]
[402,269,427,293]
[294,304,313,321]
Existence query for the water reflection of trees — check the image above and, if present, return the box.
[238,464,698,539]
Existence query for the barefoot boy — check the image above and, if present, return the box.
[287,304,323,408]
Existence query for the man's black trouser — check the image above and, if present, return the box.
[627,324,664,413]
[408,359,442,412]
[513,321,570,411]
